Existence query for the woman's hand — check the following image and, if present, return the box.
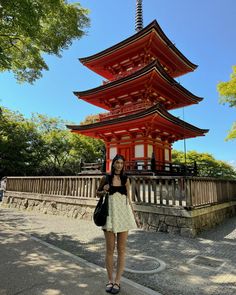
[103,184,110,192]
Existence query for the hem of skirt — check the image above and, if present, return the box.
[102,227,137,233]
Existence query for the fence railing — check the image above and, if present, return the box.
[5,176,102,199]
[129,176,236,208]
[5,175,236,208]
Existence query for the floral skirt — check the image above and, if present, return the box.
[102,192,137,233]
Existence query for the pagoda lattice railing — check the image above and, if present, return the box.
[5,176,236,209]
[99,101,153,121]
[102,63,146,85]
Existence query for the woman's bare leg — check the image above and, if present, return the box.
[104,231,116,282]
[114,231,128,285]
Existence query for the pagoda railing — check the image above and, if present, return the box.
[4,176,236,208]
[124,160,197,176]
[102,63,146,85]
[99,101,153,121]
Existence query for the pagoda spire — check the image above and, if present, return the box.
[135,0,143,32]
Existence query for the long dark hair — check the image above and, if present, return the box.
[110,154,127,184]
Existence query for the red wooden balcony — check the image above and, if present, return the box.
[99,101,153,121]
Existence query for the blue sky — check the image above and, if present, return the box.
[0,0,235,166]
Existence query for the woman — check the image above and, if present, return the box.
[97,154,139,294]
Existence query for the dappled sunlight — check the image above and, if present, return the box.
[180,249,199,255]
[86,244,101,251]
[187,275,206,284]
[211,273,236,284]
[78,283,88,288]
[42,289,62,295]
[1,207,236,295]
[198,238,215,245]
[0,232,28,245]
[177,265,191,272]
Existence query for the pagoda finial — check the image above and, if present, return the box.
[135,0,143,32]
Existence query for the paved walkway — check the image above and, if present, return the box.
[0,206,236,295]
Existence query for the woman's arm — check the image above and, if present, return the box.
[97,175,109,197]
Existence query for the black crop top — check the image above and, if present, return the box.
[106,174,128,195]
[109,185,127,195]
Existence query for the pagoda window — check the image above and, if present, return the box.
[164,148,170,161]
[148,145,153,158]
[110,147,117,159]
[135,144,144,157]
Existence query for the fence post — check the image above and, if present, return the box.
[185,178,192,208]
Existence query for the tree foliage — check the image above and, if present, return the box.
[80,114,100,125]
[0,0,89,83]
[172,150,236,179]
[217,65,236,140]
[0,108,104,177]
[0,108,46,176]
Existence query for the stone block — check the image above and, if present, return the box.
[72,210,79,219]
[22,199,28,209]
[158,222,168,232]
[177,217,190,228]
[148,225,158,232]
[141,212,149,224]
[165,216,177,226]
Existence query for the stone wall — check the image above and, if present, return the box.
[133,202,236,237]
[2,191,236,238]
[2,191,96,220]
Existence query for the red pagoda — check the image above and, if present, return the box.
[67,1,208,172]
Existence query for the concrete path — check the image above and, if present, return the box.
[0,206,236,295]
[0,222,158,295]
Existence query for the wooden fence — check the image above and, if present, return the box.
[5,175,236,208]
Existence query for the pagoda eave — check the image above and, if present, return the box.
[79,20,197,80]
[67,104,208,141]
[74,61,203,111]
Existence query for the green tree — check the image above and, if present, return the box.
[172,150,236,179]
[80,114,100,125]
[0,109,104,177]
[0,0,89,83]
[217,65,236,140]
[0,108,46,177]
[32,113,104,175]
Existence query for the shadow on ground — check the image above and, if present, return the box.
[1,208,236,295]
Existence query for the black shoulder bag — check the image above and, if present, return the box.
[93,175,109,226]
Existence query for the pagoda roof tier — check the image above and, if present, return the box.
[79,20,197,80]
[74,60,203,112]
[67,104,208,142]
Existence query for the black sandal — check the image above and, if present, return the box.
[106,282,114,293]
[111,283,120,294]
